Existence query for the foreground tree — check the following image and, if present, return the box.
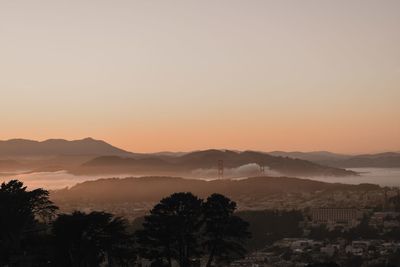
[306,262,340,267]
[0,180,57,265]
[137,192,250,267]
[53,211,133,267]
[203,194,250,267]
[137,192,203,267]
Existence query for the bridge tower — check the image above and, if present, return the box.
[259,164,265,176]
[218,160,224,179]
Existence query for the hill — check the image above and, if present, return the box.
[268,151,400,168]
[267,151,350,163]
[0,137,136,158]
[322,152,400,168]
[0,159,25,172]
[51,176,379,204]
[71,149,356,177]
[1,137,395,175]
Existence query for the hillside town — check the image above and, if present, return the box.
[231,207,400,266]
[53,184,400,266]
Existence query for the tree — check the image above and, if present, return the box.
[0,180,57,265]
[136,192,203,267]
[345,215,378,240]
[309,224,330,240]
[306,262,340,267]
[237,210,303,250]
[53,211,133,267]
[203,194,250,267]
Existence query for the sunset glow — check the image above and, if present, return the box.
[1,0,399,153]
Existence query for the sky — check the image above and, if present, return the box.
[0,0,399,154]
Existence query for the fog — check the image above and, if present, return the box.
[309,168,400,187]
[191,163,282,179]
[0,171,118,190]
[2,167,400,190]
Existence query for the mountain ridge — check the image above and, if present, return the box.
[266,151,400,168]
[0,137,137,158]
[51,175,380,205]
[72,149,357,177]
[0,137,398,174]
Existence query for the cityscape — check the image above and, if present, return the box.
[1,0,400,266]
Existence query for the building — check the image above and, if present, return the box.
[311,208,362,229]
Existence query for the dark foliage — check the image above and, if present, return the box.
[53,211,134,267]
[306,262,340,267]
[237,210,303,250]
[0,180,252,267]
[136,192,204,267]
[0,180,57,265]
[203,194,250,266]
[137,192,251,267]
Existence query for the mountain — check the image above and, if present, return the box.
[269,151,400,168]
[0,137,136,158]
[150,151,188,157]
[267,151,350,162]
[51,176,379,204]
[71,149,356,177]
[322,152,400,168]
[0,159,25,172]
[1,137,395,175]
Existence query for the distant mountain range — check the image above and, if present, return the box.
[0,138,141,173]
[317,152,400,168]
[72,149,355,177]
[0,138,398,178]
[51,176,380,205]
[267,151,350,162]
[268,151,400,168]
[0,138,136,158]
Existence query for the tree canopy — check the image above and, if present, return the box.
[0,180,57,265]
[53,211,132,267]
[0,180,251,267]
[137,192,250,267]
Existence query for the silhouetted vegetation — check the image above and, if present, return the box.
[53,211,132,267]
[0,180,57,266]
[306,262,340,267]
[237,210,303,250]
[136,192,250,267]
[5,179,397,267]
[203,194,250,266]
[0,180,250,266]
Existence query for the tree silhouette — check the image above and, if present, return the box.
[203,194,250,267]
[0,180,57,265]
[345,215,378,240]
[306,262,340,267]
[137,192,203,267]
[53,211,132,267]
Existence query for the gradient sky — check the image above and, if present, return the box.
[1,0,399,154]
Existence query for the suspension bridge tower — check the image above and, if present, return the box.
[218,160,224,179]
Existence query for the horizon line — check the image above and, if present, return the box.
[1,137,399,156]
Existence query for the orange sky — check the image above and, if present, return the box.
[0,0,399,154]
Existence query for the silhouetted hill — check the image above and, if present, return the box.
[0,159,25,172]
[72,150,356,177]
[80,156,173,172]
[322,152,400,168]
[268,151,350,162]
[0,137,136,158]
[51,176,379,204]
[1,137,396,174]
[268,151,400,168]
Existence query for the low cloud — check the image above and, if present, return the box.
[191,163,283,179]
